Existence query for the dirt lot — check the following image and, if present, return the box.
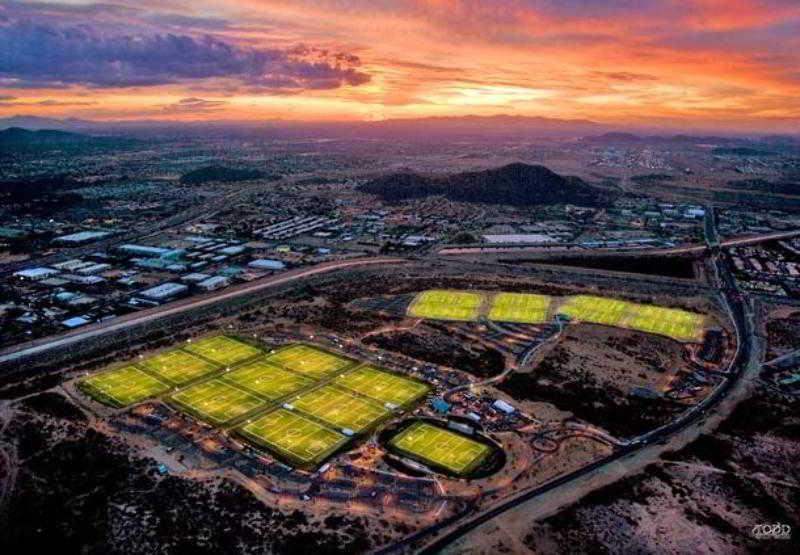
[499,324,693,438]
[363,323,506,378]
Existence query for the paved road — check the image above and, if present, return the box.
[437,228,800,257]
[0,256,406,366]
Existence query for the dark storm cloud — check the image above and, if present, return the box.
[0,9,369,90]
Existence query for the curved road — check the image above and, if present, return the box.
[0,256,407,367]
[404,224,755,554]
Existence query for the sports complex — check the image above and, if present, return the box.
[407,289,706,341]
[78,335,433,468]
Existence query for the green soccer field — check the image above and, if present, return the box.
[335,365,430,408]
[488,292,551,324]
[390,421,492,475]
[222,358,313,400]
[79,335,436,467]
[408,289,482,321]
[558,296,705,341]
[184,336,262,366]
[289,385,389,433]
[625,304,705,341]
[170,379,267,425]
[239,408,348,467]
[265,344,356,379]
[80,365,170,408]
[140,349,221,385]
[557,295,631,326]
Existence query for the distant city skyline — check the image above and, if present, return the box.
[1,0,799,132]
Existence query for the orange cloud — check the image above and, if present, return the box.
[0,0,798,131]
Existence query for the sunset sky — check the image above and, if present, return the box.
[1,0,799,131]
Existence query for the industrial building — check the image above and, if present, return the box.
[13,267,59,281]
[53,230,112,245]
[255,216,337,240]
[137,282,189,302]
[248,259,286,271]
[196,276,230,291]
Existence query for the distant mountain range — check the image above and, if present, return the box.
[1,115,795,144]
[0,116,91,131]
[581,131,800,150]
[0,114,604,140]
[0,126,139,152]
[0,127,97,144]
[360,163,612,207]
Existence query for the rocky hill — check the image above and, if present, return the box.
[180,165,279,185]
[360,163,611,207]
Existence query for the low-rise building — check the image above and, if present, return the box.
[181,272,212,283]
[492,399,515,414]
[13,267,59,281]
[53,230,112,245]
[62,316,92,328]
[196,276,230,291]
[248,259,286,271]
[138,282,189,302]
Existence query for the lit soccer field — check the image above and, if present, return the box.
[222,358,313,400]
[239,409,348,466]
[488,292,551,324]
[79,365,170,407]
[290,385,389,433]
[335,365,430,407]
[140,349,220,385]
[625,304,705,341]
[408,289,482,321]
[390,422,492,475]
[183,336,262,366]
[79,335,436,467]
[169,379,266,425]
[265,344,356,379]
[557,295,632,326]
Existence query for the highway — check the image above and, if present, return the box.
[0,256,406,367]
